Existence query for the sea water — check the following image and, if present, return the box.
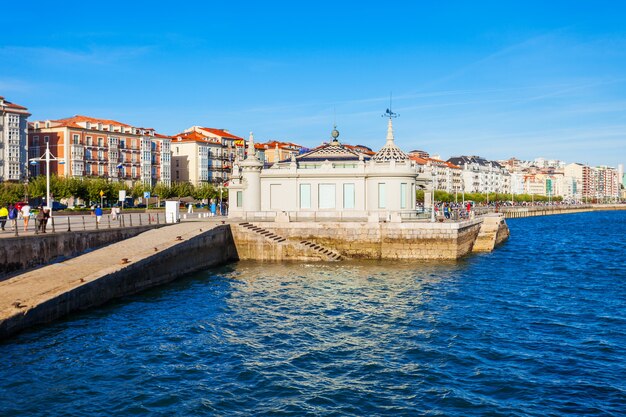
[1,211,625,416]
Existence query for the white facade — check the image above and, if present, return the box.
[0,96,30,181]
[448,156,511,194]
[229,119,428,220]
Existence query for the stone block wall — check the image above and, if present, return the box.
[232,219,484,260]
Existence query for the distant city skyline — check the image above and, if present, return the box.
[2,1,625,167]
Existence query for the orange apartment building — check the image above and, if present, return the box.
[172,126,248,184]
[28,115,171,186]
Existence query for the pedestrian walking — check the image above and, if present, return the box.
[0,204,7,231]
[7,204,18,231]
[95,205,103,223]
[443,203,450,219]
[210,199,216,217]
[21,203,31,232]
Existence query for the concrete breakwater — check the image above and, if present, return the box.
[0,223,237,340]
[501,204,626,219]
[0,225,163,279]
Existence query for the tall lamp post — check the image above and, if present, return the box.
[430,170,437,223]
[29,138,64,211]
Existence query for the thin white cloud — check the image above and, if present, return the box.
[0,46,152,67]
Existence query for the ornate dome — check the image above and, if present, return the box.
[372,118,409,162]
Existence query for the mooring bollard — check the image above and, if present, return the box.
[139,214,142,226]
[82,216,86,231]
[129,214,133,227]
[51,216,55,233]
[13,220,18,237]
[67,216,71,232]
[156,213,160,224]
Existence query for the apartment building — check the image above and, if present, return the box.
[0,96,30,181]
[409,153,462,193]
[260,140,305,164]
[174,126,248,184]
[28,115,171,186]
[447,155,511,194]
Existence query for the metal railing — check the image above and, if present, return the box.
[1,212,164,237]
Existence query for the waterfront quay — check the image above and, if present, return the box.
[0,212,509,339]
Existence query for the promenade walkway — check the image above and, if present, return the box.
[0,211,225,238]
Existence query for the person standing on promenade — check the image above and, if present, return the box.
[187,202,194,214]
[7,204,18,231]
[0,204,7,231]
[42,207,50,232]
[21,203,31,232]
[210,199,216,217]
[110,205,119,221]
[36,206,45,232]
[94,205,103,223]
[36,206,50,233]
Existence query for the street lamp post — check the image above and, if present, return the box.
[431,170,437,223]
[29,138,64,212]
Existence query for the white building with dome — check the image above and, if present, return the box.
[228,114,428,221]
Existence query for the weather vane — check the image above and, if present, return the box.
[382,92,399,119]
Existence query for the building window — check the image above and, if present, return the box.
[237,191,243,207]
[73,134,79,144]
[378,183,386,209]
[299,184,311,209]
[319,184,336,209]
[401,183,407,209]
[343,183,355,209]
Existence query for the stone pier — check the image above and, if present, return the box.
[0,222,238,340]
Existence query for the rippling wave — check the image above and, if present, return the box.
[1,211,625,416]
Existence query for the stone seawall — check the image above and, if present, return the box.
[232,219,485,260]
[0,223,238,340]
[0,225,163,279]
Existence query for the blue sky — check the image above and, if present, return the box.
[2,1,626,166]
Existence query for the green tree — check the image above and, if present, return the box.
[194,183,215,201]
[171,182,194,198]
[86,178,111,204]
[154,182,174,199]
[0,182,26,204]
[27,174,64,202]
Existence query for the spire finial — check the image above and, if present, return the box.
[382,92,399,145]
[247,131,256,159]
[331,123,340,144]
